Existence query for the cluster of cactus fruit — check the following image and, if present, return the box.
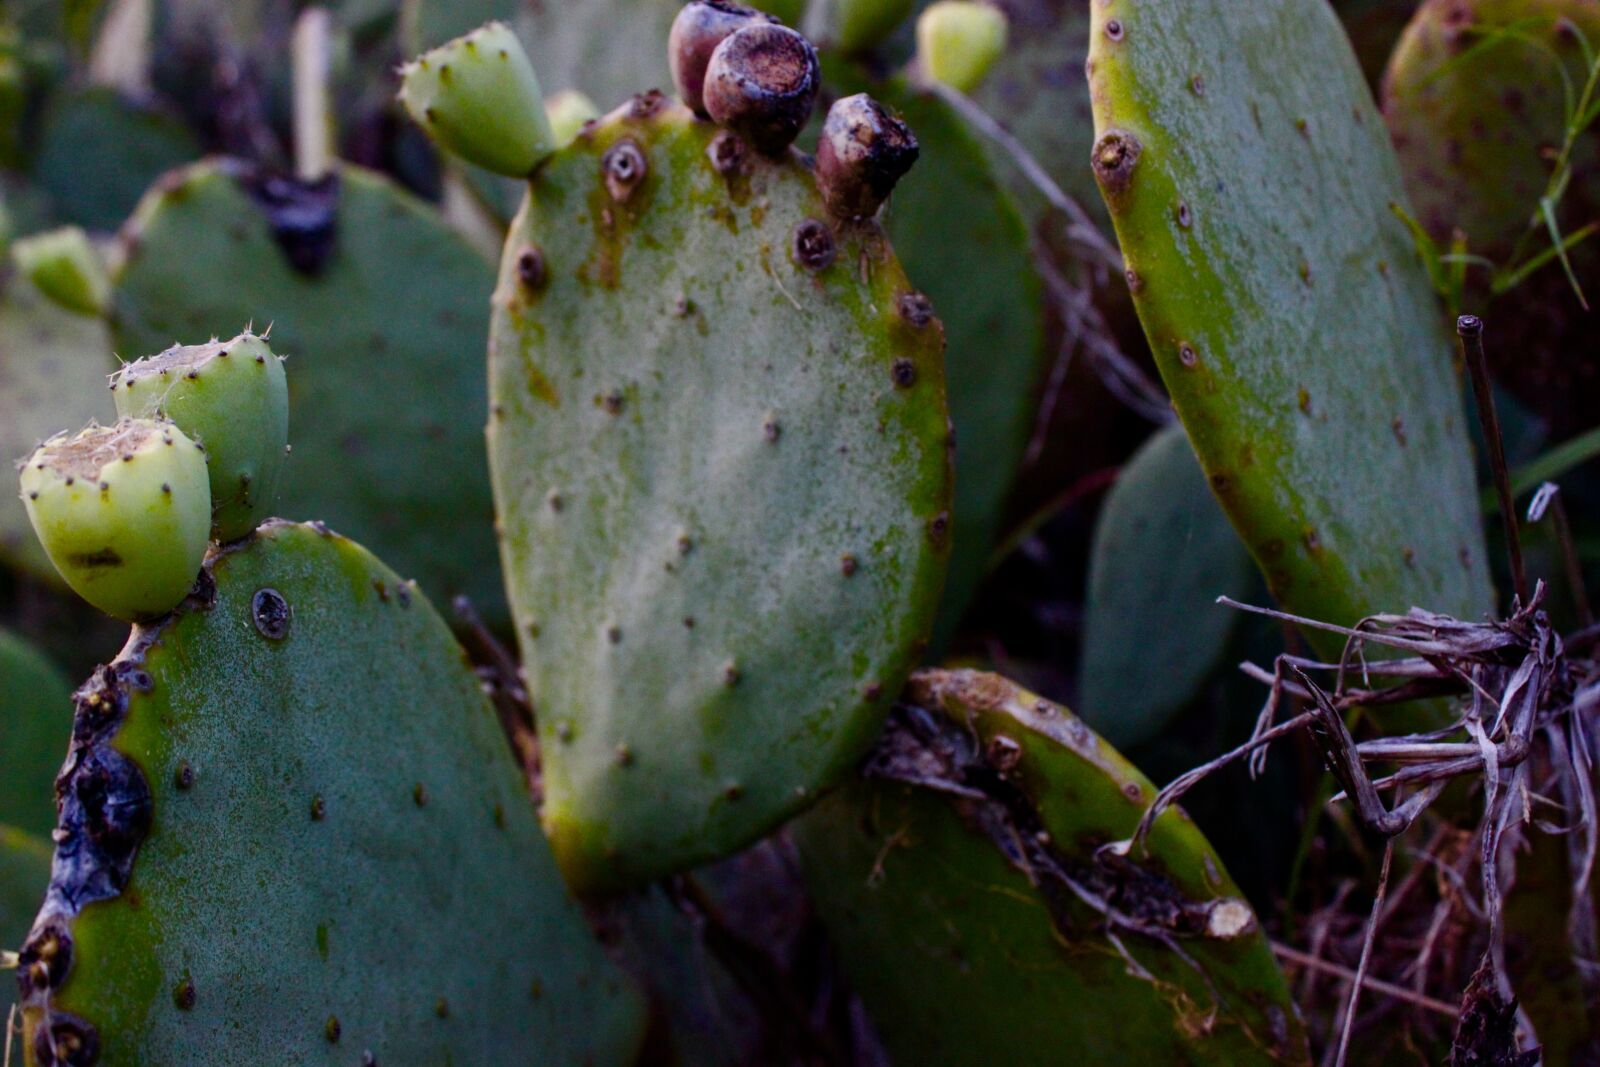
[8,0,1600,1063]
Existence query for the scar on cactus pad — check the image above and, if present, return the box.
[111,330,290,543]
[19,419,211,622]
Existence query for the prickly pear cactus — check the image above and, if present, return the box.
[0,277,116,581]
[794,669,1310,1065]
[1088,0,1491,640]
[1382,0,1600,255]
[112,161,505,620]
[490,97,952,889]
[0,628,71,838]
[1081,422,1254,749]
[15,522,646,1066]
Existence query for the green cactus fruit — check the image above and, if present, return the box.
[19,419,211,622]
[1081,422,1255,749]
[546,88,600,147]
[490,99,952,889]
[1087,0,1491,651]
[1382,0,1600,257]
[32,87,199,232]
[0,628,72,838]
[9,228,110,318]
[793,669,1311,1066]
[832,0,915,54]
[113,161,504,622]
[398,21,556,178]
[747,0,806,22]
[966,0,1106,228]
[870,82,1046,650]
[0,276,117,582]
[111,331,289,543]
[916,1,1008,94]
[14,521,646,1065]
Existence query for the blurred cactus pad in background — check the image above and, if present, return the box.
[12,0,1600,1063]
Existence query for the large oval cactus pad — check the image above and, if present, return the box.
[0,628,73,838]
[112,161,505,621]
[17,522,645,1065]
[793,669,1310,1065]
[1087,0,1491,637]
[491,98,953,889]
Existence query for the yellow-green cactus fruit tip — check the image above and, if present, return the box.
[397,21,555,178]
[111,331,290,543]
[545,90,600,148]
[916,1,1008,94]
[10,226,110,317]
[18,419,211,621]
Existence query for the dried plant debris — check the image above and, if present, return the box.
[1114,579,1599,1061]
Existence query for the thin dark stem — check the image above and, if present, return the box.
[1334,839,1395,1067]
[1458,315,1527,606]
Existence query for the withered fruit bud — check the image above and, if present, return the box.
[669,1,777,117]
[815,93,920,219]
[702,23,821,157]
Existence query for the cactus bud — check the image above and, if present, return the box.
[111,330,289,543]
[815,94,919,219]
[703,23,820,157]
[545,90,600,148]
[669,1,778,118]
[833,0,915,55]
[10,227,110,317]
[397,21,555,178]
[916,1,1008,94]
[19,418,211,621]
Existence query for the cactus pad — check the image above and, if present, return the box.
[1081,423,1255,749]
[112,161,505,619]
[1087,0,1490,638]
[0,278,117,582]
[489,99,952,888]
[794,669,1310,1066]
[1381,0,1600,256]
[0,629,72,839]
[16,521,645,1065]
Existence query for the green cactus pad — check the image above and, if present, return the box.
[9,228,109,317]
[20,418,212,622]
[112,161,505,620]
[793,669,1310,1066]
[1087,0,1490,642]
[0,277,117,581]
[875,82,1046,647]
[31,88,198,233]
[0,628,72,839]
[1,826,51,978]
[112,331,290,543]
[16,521,646,1065]
[490,99,952,889]
[398,21,557,179]
[1381,0,1600,256]
[1081,423,1254,749]
[832,0,916,54]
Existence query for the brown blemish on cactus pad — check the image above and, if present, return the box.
[251,587,292,640]
[1091,130,1142,196]
[792,219,835,271]
[32,1012,100,1066]
[897,291,934,327]
[517,247,547,292]
[602,140,648,202]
